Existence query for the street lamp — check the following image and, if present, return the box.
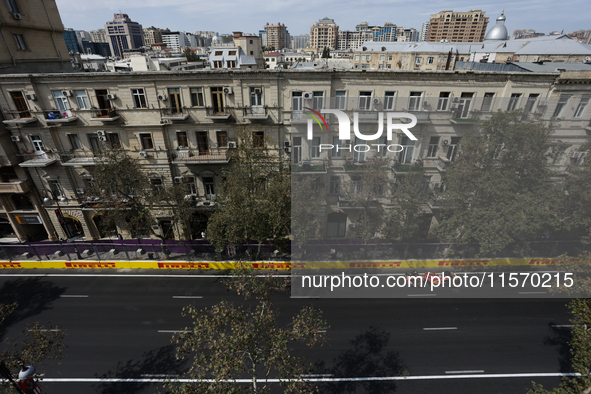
[43,189,72,239]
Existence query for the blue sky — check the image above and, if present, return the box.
[57,0,590,37]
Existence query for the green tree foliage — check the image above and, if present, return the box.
[89,148,195,240]
[528,297,591,394]
[321,47,331,59]
[1,303,66,391]
[206,130,291,253]
[383,171,429,242]
[291,174,321,249]
[437,110,561,255]
[165,264,328,394]
[182,47,198,62]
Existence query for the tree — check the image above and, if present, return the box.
[182,47,198,62]
[165,264,328,394]
[437,110,561,255]
[206,129,291,254]
[89,148,195,241]
[528,296,591,394]
[1,303,66,392]
[291,174,321,250]
[321,47,331,59]
[383,171,429,242]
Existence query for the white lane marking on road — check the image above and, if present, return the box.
[445,370,484,374]
[518,292,547,295]
[551,325,575,328]
[37,372,583,383]
[423,327,458,331]
[157,330,189,333]
[172,296,203,299]
[27,329,60,332]
[407,294,437,297]
[140,374,176,377]
[60,295,88,298]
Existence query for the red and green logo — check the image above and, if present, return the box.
[304,107,328,132]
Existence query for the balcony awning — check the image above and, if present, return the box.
[19,157,57,167]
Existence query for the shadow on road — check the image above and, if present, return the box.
[0,278,65,336]
[544,322,573,373]
[311,326,407,393]
[94,344,187,394]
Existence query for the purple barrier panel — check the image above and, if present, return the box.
[32,244,64,255]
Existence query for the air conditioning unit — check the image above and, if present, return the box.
[157,94,167,101]
[223,87,233,94]
[76,188,85,194]
[25,93,36,101]
[61,90,72,97]
[452,97,460,103]
[442,139,449,145]
[98,136,107,142]
[139,151,148,157]
[106,94,117,100]
[373,98,380,105]
[174,176,183,184]
[284,141,291,153]
[303,92,313,99]
[228,141,237,148]
[10,135,20,142]
[254,88,262,94]
[96,130,106,136]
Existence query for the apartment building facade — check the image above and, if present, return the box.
[310,18,339,51]
[105,13,144,58]
[265,23,287,50]
[0,69,589,241]
[426,10,489,42]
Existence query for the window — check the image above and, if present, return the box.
[380,55,385,61]
[408,92,422,111]
[312,91,324,110]
[447,137,461,161]
[88,134,100,152]
[140,133,153,149]
[177,132,188,148]
[74,90,90,109]
[437,92,450,111]
[353,137,365,162]
[49,180,64,198]
[196,132,209,154]
[292,92,302,111]
[331,136,342,158]
[51,90,70,114]
[329,176,340,194]
[250,87,262,106]
[253,131,264,148]
[151,178,163,193]
[398,136,415,164]
[352,176,363,194]
[310,137,320,158]
[216,131,228,148]
[211,87,224,114]
[13,34,26,50]
[376,136,387,157]
[30,135,44,152]
[227,60,236,68]
[335,90,346,110]
[414,57,422,65]
[203,177,215,200]
[213,61,223,68]
[185,176,197,195]
[427,57,434,64]
[384,91,396,110]
[507,93,521,111]
[388,56,393,61]
[326,212,347,237]
[553,94,571,118]
[190,87,204,107]
[354,55,360,60]
[168,88,182,114]
[229,51,236,56]
[524,94,539,113]
[107,133,120,148]
[292,136,302,164]
[457,92,474,118]
[68,134,81,150]
[214,51,223,56]
[575,96,590,118]
[7,0,19,13]
[358,91,372,110]
[428,136,440,158]
[481,93,494,111]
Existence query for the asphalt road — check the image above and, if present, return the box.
[0,272,575,393]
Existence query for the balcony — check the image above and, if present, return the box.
[172,148,230,164]
[2,110,38,125]
[90,109,120,122]
[450,109,480,124]
[393,160,425,174]
[204,107,232,120]
[586,120,591,133]
[291,160,326,174]
[59,151,102,167]
[44,110,78,124]
[428,194,443,210]
[160,107,189,121]
[404,111,430,124]
[437,156,451,172]
[290,111,308,124]
[243,106,269,120]
[18,152,59,168]
[0,180,30,193]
